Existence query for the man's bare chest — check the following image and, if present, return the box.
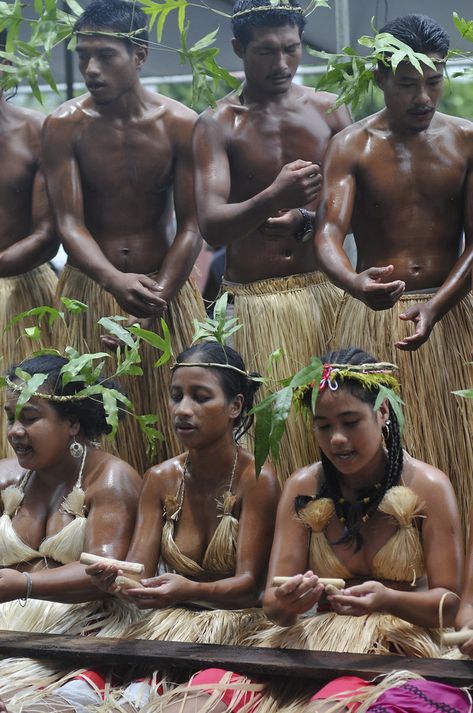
[227,112,331,184]
[76,126,174,192]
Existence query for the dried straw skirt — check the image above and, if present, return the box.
[331,290,473,537]
[152,612,447,713]
[0,264,58,458]
[224,272,342,485]
[0,596,141,709]
[55,266,205,475]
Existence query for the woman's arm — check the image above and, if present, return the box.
[328,463,463,627]
[262,468,325,627]
[4,460,142,604]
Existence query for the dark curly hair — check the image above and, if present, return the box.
[232,0,306,47]
[174,341,261,442]
[296,347,404,550]
[74,0,149,50]
[8,354,124,440]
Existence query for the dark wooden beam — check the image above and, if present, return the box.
[0,631,472,687]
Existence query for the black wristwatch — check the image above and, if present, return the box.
[294,208,314,243]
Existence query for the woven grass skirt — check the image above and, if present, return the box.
[224,271,342,485]
[330,290,473,537]
[55,266,205,475]
[0,264,58,459]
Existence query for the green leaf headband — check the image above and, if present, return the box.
[1,301,173,458]
[309,28,447,112]
[251,358,404,477]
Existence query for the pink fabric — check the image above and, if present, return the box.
[191,668,263,712]
[367,680,471,712]
[311,676,373,711]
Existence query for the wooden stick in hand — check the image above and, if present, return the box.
[272,576,345,590]
[80,552,144,578]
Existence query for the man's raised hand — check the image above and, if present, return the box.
[269,160,322,210]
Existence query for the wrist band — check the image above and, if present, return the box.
[19,571,32,607]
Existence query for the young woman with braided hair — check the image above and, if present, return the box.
[157,347,463,713]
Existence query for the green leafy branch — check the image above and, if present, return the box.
[309,30,444,112]
[192,292,242,346]
[2,303,174,458]
[250,356,323,477]
[0,0,240,106]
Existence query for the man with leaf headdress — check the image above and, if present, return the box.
[314,14,473,534]
[193,0,351,484]
[42,0,205,474]
[0,29,59,459]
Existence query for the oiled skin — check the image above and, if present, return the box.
[43,34,201,318]
[0,98,57,275]
[193,24,350,283]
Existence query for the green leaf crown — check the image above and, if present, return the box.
[251,358,404,477]
[1,299,173,458]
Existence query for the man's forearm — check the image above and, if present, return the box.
[315,228,357,292]
[0,229,59,277]
[426,247,473,322]
[201,187,277,247]
[154,229,202,301]
[60,221,120,289]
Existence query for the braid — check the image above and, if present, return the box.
[314,404,404,551]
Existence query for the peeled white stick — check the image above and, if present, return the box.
[442,630,473,646]
[272,576,345,589]
[80,552,144,576]
[116,575,145,591]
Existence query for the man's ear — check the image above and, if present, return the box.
[232,37,244,60]
[134,44,148,69]
[374,68,385,91]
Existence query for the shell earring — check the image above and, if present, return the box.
[70,437,85,459]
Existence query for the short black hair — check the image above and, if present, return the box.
[232,0,305,47]
[174,341,261,442]
[74,0,149,49]
[378,14,449,72]
[8,354,124,440]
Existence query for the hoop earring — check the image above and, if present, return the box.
[382,420,391,443]
[70,437,85,459]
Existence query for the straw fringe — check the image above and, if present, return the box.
[55,266,205,475]
[0,597,142,707]
[331,291,473,538]
[0,265,57,459]
[298,498,352,580]
[225,272,342,485]
[124,606,267,647]
[373,486,424,582]
[148,671,266,713]
[252,610,443,657]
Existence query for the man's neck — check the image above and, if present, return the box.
[240,80,296,108]
[93,82,148,122]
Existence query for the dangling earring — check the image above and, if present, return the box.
[382,420,391,443]
[70,437,84,459]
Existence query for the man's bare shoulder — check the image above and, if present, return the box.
[327,112,376,151]
[46,93,97,129]
[149,90,197,124]
[434,110,473,137]
[198,89,245,128]
[5,102,45,130]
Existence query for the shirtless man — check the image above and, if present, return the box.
[314,14,473,534]
[42,0,205,474]
[193,0,351,482]
[0,30,58,458]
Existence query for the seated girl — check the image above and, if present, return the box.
[0,353,141,706]
[45,341,279,711]
[157,347,463,713]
